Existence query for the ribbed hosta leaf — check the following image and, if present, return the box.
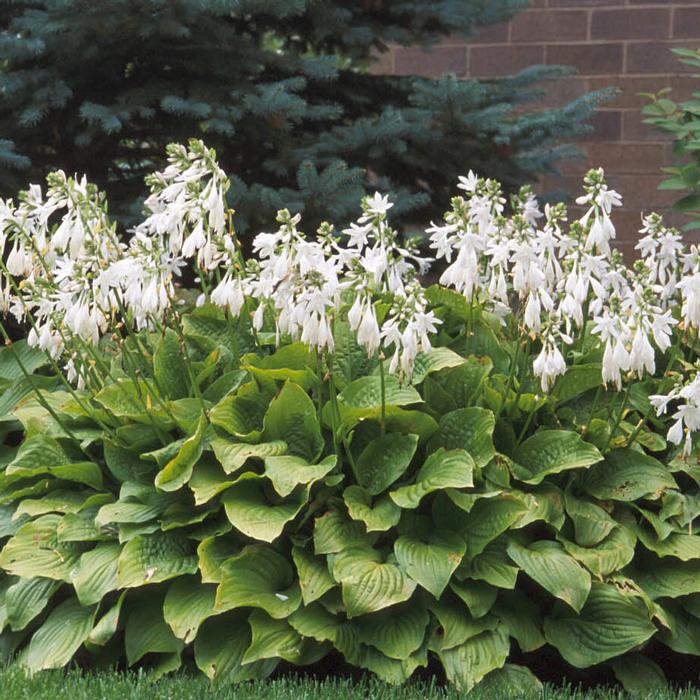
[561,525,636,578]
[354,601,429,659]
[493,590,545,652]
[262,381,323,461]
[0,339,48,381]
[461,543,519,589]
[458,496,528,559]
[216,544,301,618]
[506,540,591,613]
[479,664,543,695]
[344,486,401,532]
[332,546,416,618]
[564,491,617,547]
[163,575,216,643]
[410,347,465,385]
[544,583,656,667]
[211,434,287,474]
[222,475,308,542]
[117,533,197,588]
[89,592,125,646]
[189,455,235,505]
[195,611,277,682]
[292,546,336,605]
[430,598,498,651]
[72,542,121,605]
[581,448,677,501]
[264,454,337,497]
[355,432,418,496]
[450,579,498,619]
[289,603,342,642]
[636,526,700,561]
[197,534,240,584]
[628,557,700,599]
[209,388,268,441]
[23,598,97,672]
[314,510,374,555]
[427,408,495,468]
[612,653,666,696]
[337,375,421,411]
[439,628,510,692]
[390,448,474,509]
[511,430,602,484]
[124,592,184,666]
[394,530,466,598]
[153,328,189,400]
[0,515,83,581]
[154,413,207,491]
[5,577,60,631]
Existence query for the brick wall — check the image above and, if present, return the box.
[374,0,700,257]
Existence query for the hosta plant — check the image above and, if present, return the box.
[1,142,700,694]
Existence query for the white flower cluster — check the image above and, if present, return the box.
[4,140,700,454]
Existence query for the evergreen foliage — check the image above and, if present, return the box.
[0,0,605,231]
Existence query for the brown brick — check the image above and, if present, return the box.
[454,22,509,45]
[538,77,589,109]
[591,8,670,40]
[626,42,700,75]
[369,48,393,75]
[605,174,678,210]
[581,142,668,174]
[393,46,467,78]
[549,0,612,6]
[469,45,544,78]
[668,76,700,103]
[579,110,623,141]
[547,44,624,76]
[622,110,673,142]
[630,0,699,4]
[510,10,588,43]
[674,9,700,40]
[587,76,671,110]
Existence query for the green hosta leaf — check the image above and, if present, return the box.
[0,515,82,581]
[222,475,308,542]
[243,609,325,666]
[117,533,197,588]
[264,454,337,497]
[439,627,510,692]
[89,592,126,646]
[355,432,418,496]
[561,526,636,578]
[629,557,700,599]
[337,375,421,411]
[479,664,543,695]
[450,579,498,619]
[506,540,591,613]
[189,455,235,505]
[124,592,184,666]
[216,544,301,618]
[330,321,378,389]
[289,603,343,643]
[314,510,374,555]
[72,542,121,606]
[395,530,466,598]
[202,368,247,403]
[154,328,189,400]
[390,448,474,509]
[14,489,102,518]
[511,430,602,485]
[154,413,207,491]
[410,347,465,385]
[430,598,498,651]
[244,343,317,390]
[163,575,216,643]
[332,547,416,618]
[354,601,429,659]
[5,577,60,631]
[0,339,48,381]
[581,448,677,501]
[544,582,656,667]
[344,486,401,532]
[103,442,154,484]
[95,499,164,527]
[611,653,666,696]
[211,434,287,474]
[197,535,239,584]
[459,495,528,559]
[461,544,519,590]
[94,379,162,419]
[427,408,495,468]
[292,546,336,605]
[209,389,269,441]
[23,598,97,672]
[636,526,700,561]
[554,364,602,404]
[493,590,545,652]
[564,492,617,547]
[195,611,277,682]
[440,356,493,408]
[262,381,323,461]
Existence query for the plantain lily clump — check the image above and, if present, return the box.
[2,141,700,693]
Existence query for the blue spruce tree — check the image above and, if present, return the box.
[0,0,606,231]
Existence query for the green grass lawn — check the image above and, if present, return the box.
[1,667,700,700]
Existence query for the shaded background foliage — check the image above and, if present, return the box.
[0,0,606,232]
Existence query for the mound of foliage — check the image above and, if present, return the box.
[0,142,700,694]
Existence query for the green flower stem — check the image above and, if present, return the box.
[379,354,387,435]
[494,333,522,423]
[604,384,630,451]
